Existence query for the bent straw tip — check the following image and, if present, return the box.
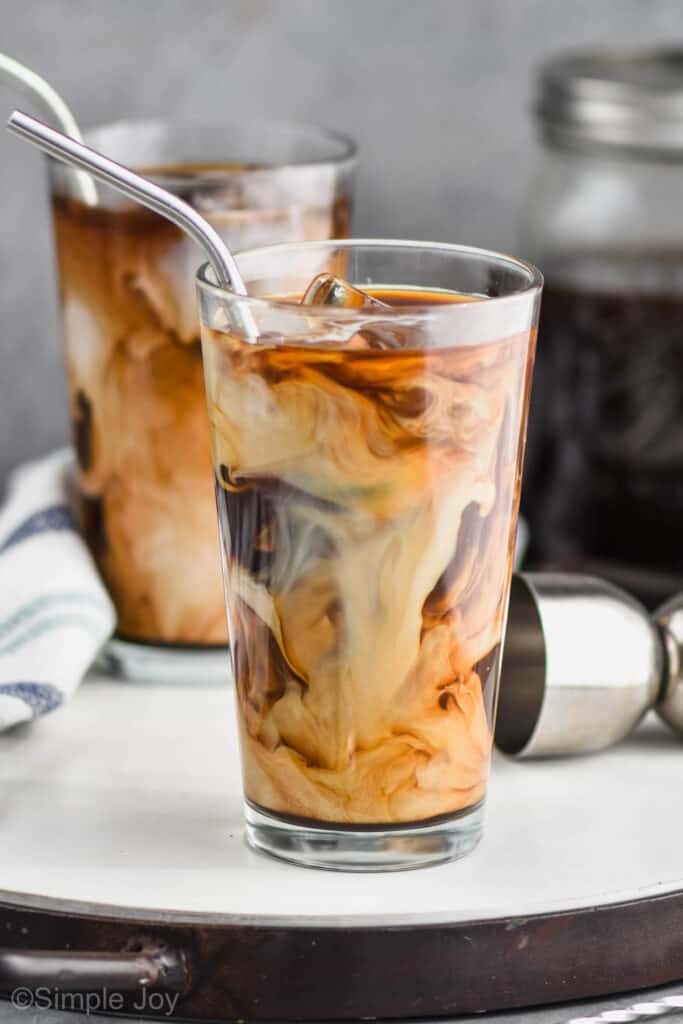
[7,109,49,138]
[5,109,99,207]
[7,108,27,128]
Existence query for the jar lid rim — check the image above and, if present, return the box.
[537,46,683,154]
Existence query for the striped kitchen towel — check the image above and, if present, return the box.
[0,449,115,730]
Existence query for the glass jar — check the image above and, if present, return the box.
[521,49,683,605]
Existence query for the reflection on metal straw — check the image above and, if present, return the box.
[0,53,97,206]
[6,110,248,296]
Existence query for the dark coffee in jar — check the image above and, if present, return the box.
[524,248,683,596]
[522,48,683,603]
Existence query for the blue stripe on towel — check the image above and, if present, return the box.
[0,612,107,654]
[0,593,110,642]
[0,504,76,554]
[0,682,63,717]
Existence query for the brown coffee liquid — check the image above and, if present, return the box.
[140,162,264,175]
[52,172,352,644]
[524,250,683,595]
[356,288,479,306]
[205,291,534,824]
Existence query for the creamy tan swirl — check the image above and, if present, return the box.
[204,307,534,824]
[52,188,351,642]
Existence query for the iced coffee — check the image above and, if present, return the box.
[197,240,541,869]
[49,121,355,646]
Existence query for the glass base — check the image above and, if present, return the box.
[244,801,484,872]
[96,636,231,685]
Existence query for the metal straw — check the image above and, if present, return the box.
[0,54,97,205]
[6,110,249,296]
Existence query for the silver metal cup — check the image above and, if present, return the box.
[496,572,682,758]
[652,593,683,734]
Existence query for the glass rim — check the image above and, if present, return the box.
[196,238,544,318]
[79,117,358,176]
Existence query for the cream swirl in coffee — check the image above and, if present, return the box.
[202,288,534,824]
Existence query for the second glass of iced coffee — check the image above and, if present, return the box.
[49,120,355,677]
[197,240,541,869]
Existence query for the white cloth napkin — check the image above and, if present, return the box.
[0,449,115,731]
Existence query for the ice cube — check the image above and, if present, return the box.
[301,273,390,309]
[301,274,413,349]
[349,324,409,349]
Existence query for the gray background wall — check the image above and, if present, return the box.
[0,0,680,482]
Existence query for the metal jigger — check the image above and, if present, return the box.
[496,573,683,758]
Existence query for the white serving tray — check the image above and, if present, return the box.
[0,674,681,1019]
